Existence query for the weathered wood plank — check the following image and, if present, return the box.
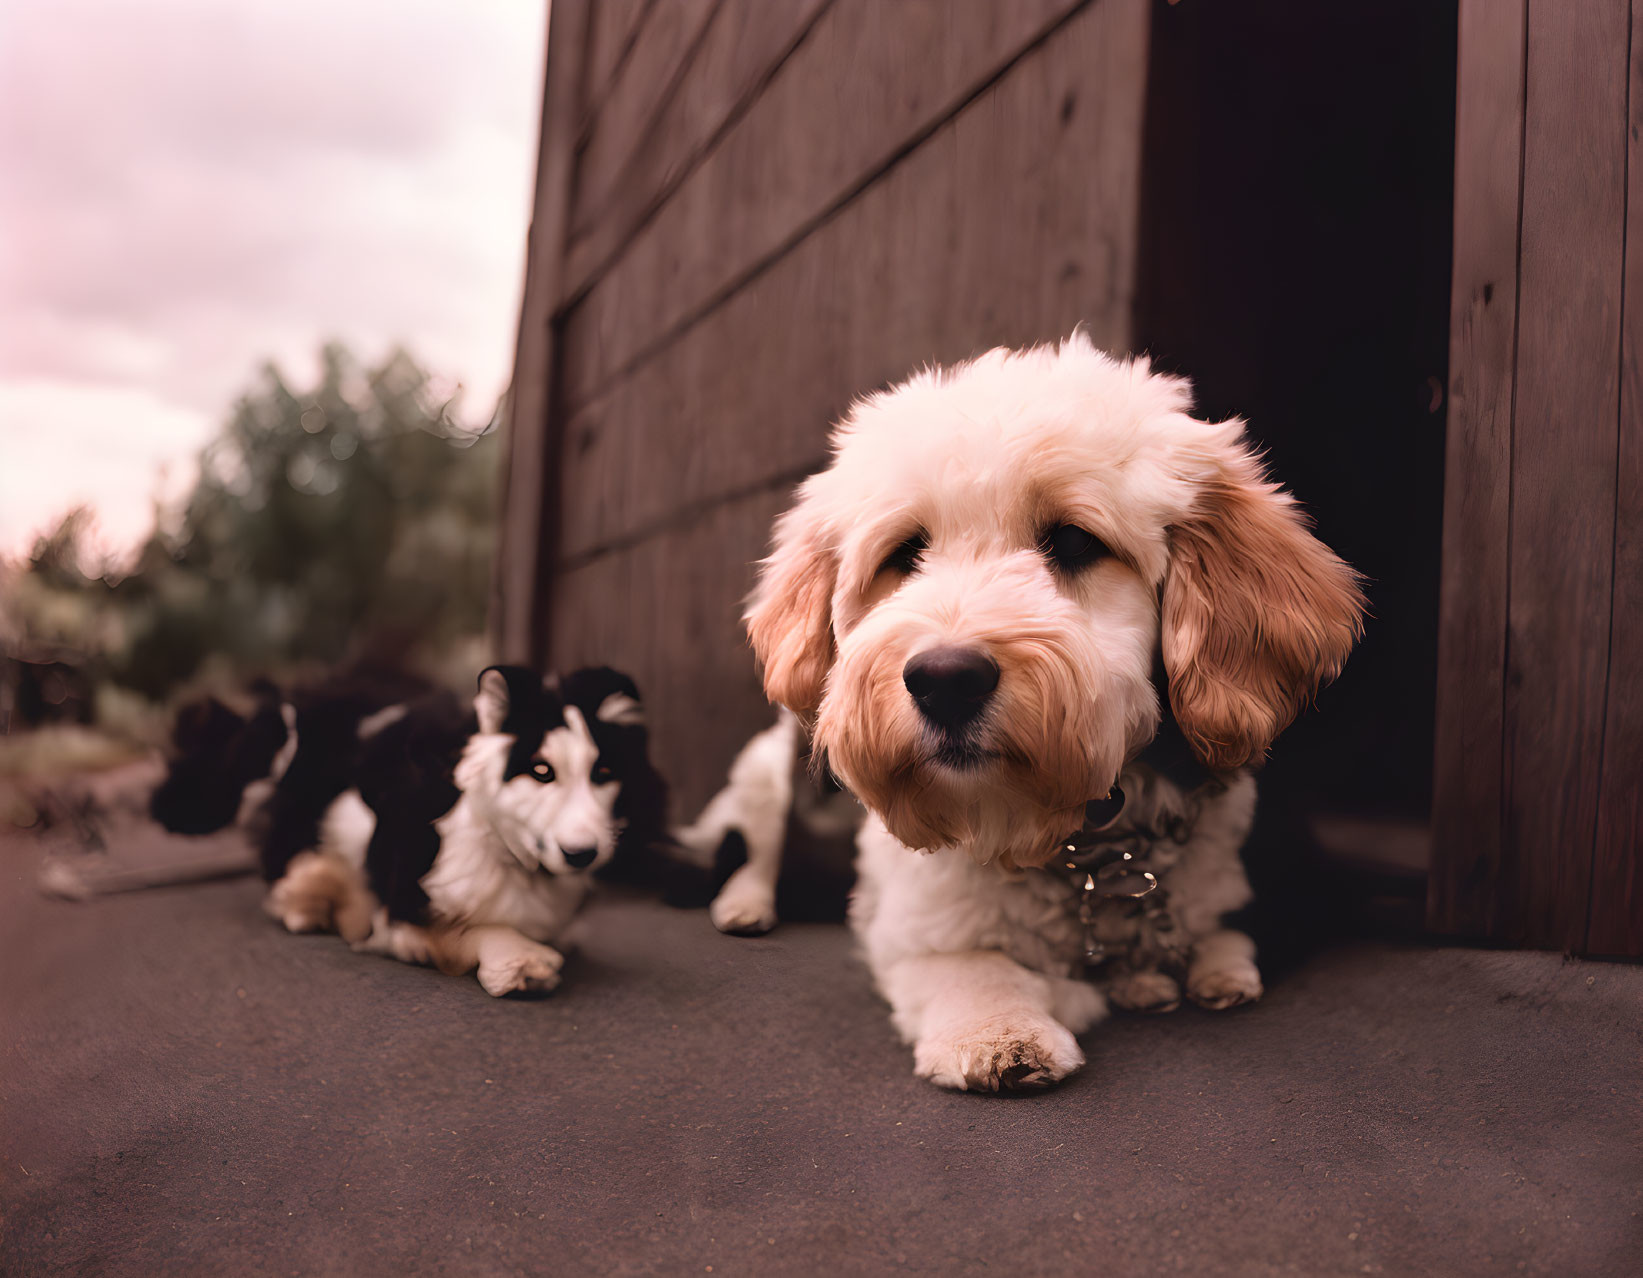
[1428,0,1526,939]
[571,0,722,230]
[580,0,654,133]
[1587,3,1643,957]
[1503,0,1628,949]
[556,0,1087,410]
[549,487,792,816]
[493,0,591,663]
[565,0,832,294]
[554,0,1150,563]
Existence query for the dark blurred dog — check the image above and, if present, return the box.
[150,665,431,866]
[147,679,290,836]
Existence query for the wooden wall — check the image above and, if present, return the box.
[1430,0,1642,957]
[499,0,1152,815]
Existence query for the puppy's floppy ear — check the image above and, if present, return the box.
[1162,431,1366,772]
[745,485,837,721]
[475,665,540,735]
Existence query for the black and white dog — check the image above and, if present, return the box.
[154,665,667,994]
[674,711,859,936]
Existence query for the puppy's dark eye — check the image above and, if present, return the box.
[529,760,555,783]
[591,763,614,785]
[879,531,928,576]
[1040,524,1111,572]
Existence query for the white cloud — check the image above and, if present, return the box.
[0,0,547,555]
[0,380,212,558]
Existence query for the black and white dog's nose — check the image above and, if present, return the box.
[561,846,598,869]
[903,647,999,730]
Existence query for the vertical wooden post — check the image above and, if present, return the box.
[1589,2,1643,957]
[1429,0,1525,941]
[493,0,591,666]
[1431,0,1641,955]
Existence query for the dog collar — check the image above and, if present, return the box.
[1047,761,1228,970]
[1043,671,1230,969]
[1053,784,1159,898]
[1051,788,1163,970]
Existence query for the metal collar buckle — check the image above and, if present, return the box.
[1052,784,1162,968]
[1056,785,1157,896]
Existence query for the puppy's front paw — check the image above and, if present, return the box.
[709,870,777,936]
[1106,968,1182,1014]
[477,944,564,997]
[914,1014,1084,1092]
[1047,976,1108,1033]
[1185,930,1263,1010]
[1186,962,1263,1010]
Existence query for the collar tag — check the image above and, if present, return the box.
[1052,783,1157,900]
[1081,785,1127,833]
[1055,784,1127,861]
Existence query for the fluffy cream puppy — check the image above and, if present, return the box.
[746,334,1364,1091]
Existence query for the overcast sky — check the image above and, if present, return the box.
[0,0,547,559]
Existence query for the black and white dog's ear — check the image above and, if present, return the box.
[475,665,543,734]
[596,686,644,728]
[560,666,646,729]
[475,669,511,734]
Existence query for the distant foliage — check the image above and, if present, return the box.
[3,343,501,706]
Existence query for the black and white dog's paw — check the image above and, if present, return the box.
[708,867,778,935]
[477,943,564,997]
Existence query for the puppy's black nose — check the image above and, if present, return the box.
[903,647,999,729]
[561,846,598,869]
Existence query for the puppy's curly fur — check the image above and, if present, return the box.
[746,335,1364,1091]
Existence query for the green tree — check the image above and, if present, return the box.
[61,342,500,700]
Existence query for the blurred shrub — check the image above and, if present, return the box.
[2,342,501,716]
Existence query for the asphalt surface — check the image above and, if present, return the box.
[3,819,1641,1276]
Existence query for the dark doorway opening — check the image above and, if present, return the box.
[1134,0,1459,941]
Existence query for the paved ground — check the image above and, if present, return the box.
[2,821,1640,1277]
